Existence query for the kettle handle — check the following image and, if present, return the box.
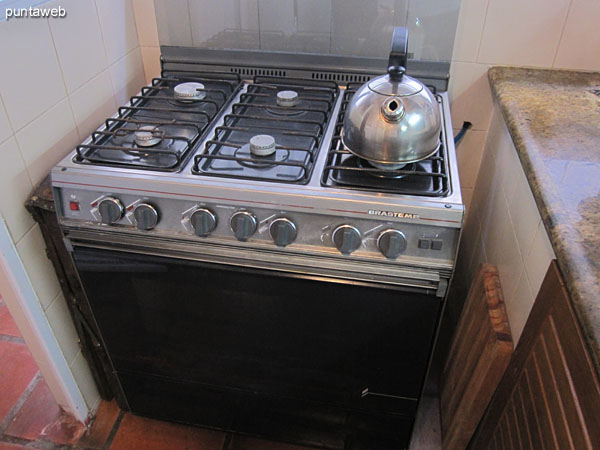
[388,27,408,81]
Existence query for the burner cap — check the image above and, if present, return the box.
[249,134,276,156]
[134,126,163,147]
[367,160,407,171]
[276,90,299,107]
[174,82,206,100]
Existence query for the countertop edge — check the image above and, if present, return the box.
[488,66,600,377]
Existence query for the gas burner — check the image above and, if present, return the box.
[357,158,416,178]
[234,145,290,169]
[266,90,304,117]
[73,71,240,171]
[193,76,338,184]
[249,134,276,156]
[321,83,450,196]
[133,125,164,147]
[173,82,206,102]
[276,90,299,107]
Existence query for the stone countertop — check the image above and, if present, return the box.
[488,66,600,375]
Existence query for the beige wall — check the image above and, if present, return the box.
[0,0,145,414]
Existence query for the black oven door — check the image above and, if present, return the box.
[73,245,441,418]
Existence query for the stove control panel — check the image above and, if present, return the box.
[59,189,459,266]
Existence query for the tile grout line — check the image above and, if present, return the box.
[552,0,574,68]
[0,371,42,434]
[221,432,233,450]
[101,409,125,450]
[0,334,25,344]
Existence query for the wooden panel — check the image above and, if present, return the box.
[440,264,513,450]
[470,262,600,450]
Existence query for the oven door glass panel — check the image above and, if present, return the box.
[73,246,441,412]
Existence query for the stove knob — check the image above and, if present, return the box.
[270,218,297,247]
[332,225,361,255]
[98,197,123,224]
[377,229,407,259]
[134,203,159,231]
[230,211,257,241]
[190,208,217,237]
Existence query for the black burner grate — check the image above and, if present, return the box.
[74,70,242,171]
[192,76,339,184]
[321,83,450,197]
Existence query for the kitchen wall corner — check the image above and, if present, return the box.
[448,0,600,346]
[0,0,145,419]
[449,0,600,213]
[132,0,161,83]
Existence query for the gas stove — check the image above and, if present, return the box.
[52,54,463,290]
[51,50,464,449]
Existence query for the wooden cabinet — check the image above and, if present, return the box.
[470,262,600,450]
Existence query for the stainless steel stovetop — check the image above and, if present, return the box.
[51,53,463,292]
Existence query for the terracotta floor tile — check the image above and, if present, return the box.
[228,435,315,450]
[110,414,226,450]
[0,443,31,450]
[5,379,61,441]
[0,341,39,423]
[78,400,121,449]
[41,407,86,445]
[0,303,21,338]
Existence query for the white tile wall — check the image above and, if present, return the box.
[477,0,571,67]
[45,292,81,365]
[0,138,35,242]
[455,128,487,189]
[457,105,556,344]
[69,351,101,410]
[109,47,146,105]
[0,0,144,416]
[508,169,542,257]
[507,270,535,343]
[96,0,139,64]
[448,62,493,132]
[554,0,600,71]
[451,0,488,63]
[15,224,62,311]
[48,0,107,93]
[448,0,600,193]
[525,222,556,296]
[0,18,65,131]
[0,96,13,144]
[69,70,118,140]
[15,99,80,187]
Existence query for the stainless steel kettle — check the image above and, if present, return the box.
[342,27,442,169]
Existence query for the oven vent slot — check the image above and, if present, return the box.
[311,72,371,83]
[230,67,287,77]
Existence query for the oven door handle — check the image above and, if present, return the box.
[63,227,449,294]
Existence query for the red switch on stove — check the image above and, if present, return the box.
[69,201,80,211]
